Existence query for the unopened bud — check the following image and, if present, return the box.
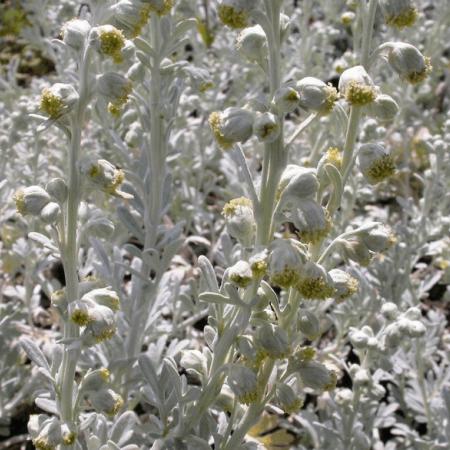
[349,328,369,349]
[46,178,68,204]
[340,238,373,266]
[334,388,353,406]
[406,320,426,337]
[404,307,421,320]
[384,322,402,347]
[278,165,318,201]
[253,112,280,143]
[235,24,267,63]
[353,369,371,387]
[381,302,399,320]
[298,311,320,340]
[40,202,61,224]
[61,19,91,51]
[368,94,399,122]
[360,223,396,252]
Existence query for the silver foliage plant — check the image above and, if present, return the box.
[0,0,449,449]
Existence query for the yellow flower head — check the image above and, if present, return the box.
[34,438,56,450]
[218,5,249,29]
[344,80,377,105]
[326,147,343,169]
[323,84,339,113]
[107,393,124,415]
[295,346,316,362]
[98,26,126,63]
[366,154,396,184]
[94,326,117,343]
[40,88,64,118]
[149,0,174,16]
[71,309,92,327]
[405,57,432,84]
[223,196,252,217]
[296,262,336,300]
[209,111,233,150]
[238,389,258,405]
[62,433,77,446]
[385,7,418,28]
[297,275,335,299]
[99,367,111,381]
[250,259,268,278]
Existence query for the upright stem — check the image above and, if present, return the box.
[361,0,378,69]
[335,0,378,206]
[341,106,363,187]
[222,359,274,450]
[256,1,284,246]
[221,4,286,447]
[146,15,164,251]
[58,46,91,433]
[59,123,82,425]
[123,16,166,400]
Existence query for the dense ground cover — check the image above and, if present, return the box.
[0,1,449,449]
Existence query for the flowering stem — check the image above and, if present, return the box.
[341,0,378,190]
[341,106,363,187]
[221,4,286,448]
[58,45,91,435]
[221,359,274,450]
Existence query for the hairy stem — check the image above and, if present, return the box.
[58,45,91,435]
[122,16,169,403]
